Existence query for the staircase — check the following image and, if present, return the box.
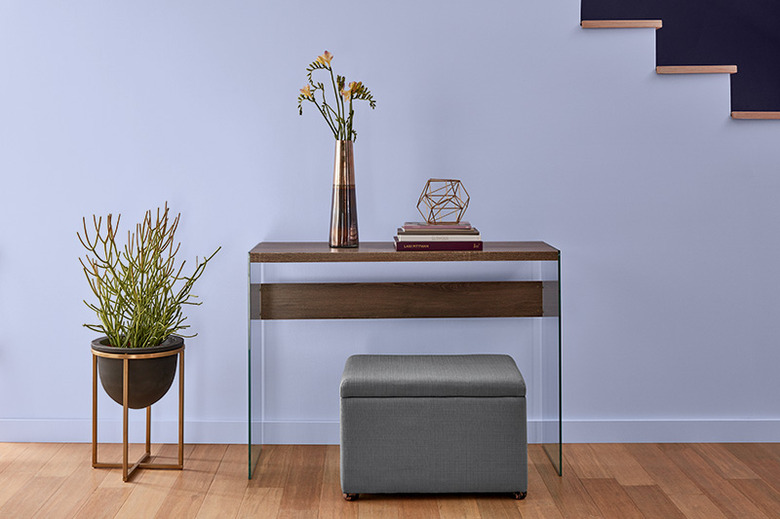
[581,0,780,119]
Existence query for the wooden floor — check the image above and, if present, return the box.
[0,443,778,518]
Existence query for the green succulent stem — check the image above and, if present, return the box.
[78,203,220,348]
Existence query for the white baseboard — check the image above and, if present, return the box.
[261,419,780,444]
[261,421,339,444]
[563,419,780,443]
[2,418,778,444]
[0,419,246,444]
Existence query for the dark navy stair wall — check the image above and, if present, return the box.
[582,0,780,112]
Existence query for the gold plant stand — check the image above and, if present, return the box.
[91,346,184,482]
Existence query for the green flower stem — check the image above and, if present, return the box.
[316,87,336,128]
[312,98,338,139]
[327,67,344,138]
[347,97,354,140]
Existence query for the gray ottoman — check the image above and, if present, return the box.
[339,354,527,500]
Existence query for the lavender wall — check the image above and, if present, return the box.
[1,1,778,443]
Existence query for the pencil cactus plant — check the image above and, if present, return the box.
[78,203,220,348]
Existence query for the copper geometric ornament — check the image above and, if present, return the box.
[416,178,470,224]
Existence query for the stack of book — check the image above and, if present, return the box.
[393,221,483,251]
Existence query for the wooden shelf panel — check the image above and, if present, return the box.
[656,65,737,74]
[255,281,558,320]
[581,19,662,29]
[731,111,780,120]
[249,241,559,263]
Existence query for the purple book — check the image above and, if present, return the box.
[393,237,483,251]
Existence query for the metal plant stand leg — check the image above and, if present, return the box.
[92,348,185,482]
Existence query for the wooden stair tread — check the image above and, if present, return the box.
[581,19,662,29]
[582,0,780,112]
[656,65,737,74]
[731,111,780,120]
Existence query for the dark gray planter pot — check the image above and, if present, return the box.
[91,335,183,409]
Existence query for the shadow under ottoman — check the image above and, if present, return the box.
[340,354,527,500]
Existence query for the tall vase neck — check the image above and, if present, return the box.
[333,140,355,186]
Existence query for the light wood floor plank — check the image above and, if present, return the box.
[0,476,65,517]
[3,442,64,476]
[624,443,703,497]
[249,444,292,489]
[626,444,729,519]
[666,491,729,519]
[154,443,225,518]
[356,495,401,519]
[277,445,325,516]
[112,444,184,519]
[71,444,133,519]
[236,486,283,518]
[0,443,64,510]
[73,487,135,519]
[400,495,441,518]
[475,495,522,518]
[531,446,603,518]
[516,452,565,519]
[580,478,644,519]
[729,478,780,519]
[36,442,90,478]
[318,445,358,519]
[586,443,655,486]
[276,509,318,519]
[724,443,780,492]
[564,444,612,479]
[660,443,772,519]
[8,444,91,517]
[0,442,777,518]
[692,443,760,480]
[757,443,780,462]
[0,443,30,476]
[33,444,108,519]
[437,494,481,519]
[624,484,687,518]
[196,444,247,519]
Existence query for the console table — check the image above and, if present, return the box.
[248,241,562,478]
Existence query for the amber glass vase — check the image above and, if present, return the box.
[329,140,359,248]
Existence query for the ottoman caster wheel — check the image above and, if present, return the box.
[513,491,527,500]
[343,493,359,501]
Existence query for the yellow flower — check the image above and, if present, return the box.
[316,50,333,66]
[300,85,313,99]
[341,81,359,100]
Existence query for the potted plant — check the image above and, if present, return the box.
[78,203,219,409]
[297,50,376,248]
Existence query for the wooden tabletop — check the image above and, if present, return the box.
[249,241,559,263]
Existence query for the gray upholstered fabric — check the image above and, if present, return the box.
[340,396,527,494]
[339,354,528,495]
[340,354,526,398]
